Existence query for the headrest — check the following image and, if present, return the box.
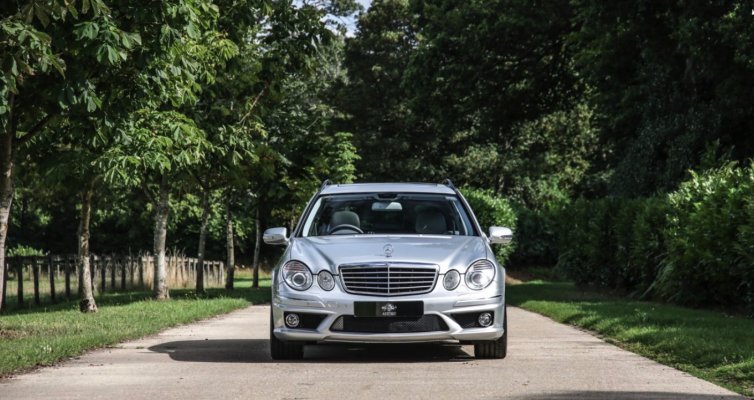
[331,210,360,228]
[415,210,446,234]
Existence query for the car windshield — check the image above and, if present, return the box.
[301,193,476,237]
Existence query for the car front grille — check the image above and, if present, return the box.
[330,315,448,333]
[338,263,439,296]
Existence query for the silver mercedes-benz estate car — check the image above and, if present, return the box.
[263,180,513,360]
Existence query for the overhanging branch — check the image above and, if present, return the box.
[16,113,58,146]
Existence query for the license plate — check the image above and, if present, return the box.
[353,301,424,317]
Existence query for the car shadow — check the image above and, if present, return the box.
[148,339,475,363]
[512,391,745,400]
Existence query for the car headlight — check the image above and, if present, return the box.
[282,261,313,291]
[443,269,461,290]
[465,260,496,290]
[317,270,336,291]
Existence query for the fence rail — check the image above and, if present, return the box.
[2,254,225,308]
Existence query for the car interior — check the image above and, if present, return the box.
[308,195,472,236]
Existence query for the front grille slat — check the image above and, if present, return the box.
[339,263,438,296]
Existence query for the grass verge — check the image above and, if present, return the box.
[0,277,271,377]
[507,280,754,397]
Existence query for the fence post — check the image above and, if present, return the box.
[32,257,40,305]
[109,255,116,290]
[89,254,96,296]
[120,256,126,291]
[138,257,144,289]
[48,254,56,302]
[129,256,135,289]
[16,259,23,307]
[100,255,107,294]
[1,260,7,310]
[218,262,223,286]
[65,255,72,299]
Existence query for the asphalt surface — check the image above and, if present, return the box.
[0,306,745,400]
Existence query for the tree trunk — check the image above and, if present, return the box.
[78,181,97,313]
[0,140,12,313]
[252,206,261,288]
[195,189,210,293]
[225,196,234,290]
[153,175,170,300]
[0,103,15,313]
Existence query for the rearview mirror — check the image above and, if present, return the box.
[372,201,403,211]
[489,226,513,245]
[263,227,289,246]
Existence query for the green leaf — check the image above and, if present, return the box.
[106,45,118,64]
[34,5,50,27]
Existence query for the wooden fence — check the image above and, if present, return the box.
[2,254,225,308]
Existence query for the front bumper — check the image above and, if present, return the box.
[271,285,505,344]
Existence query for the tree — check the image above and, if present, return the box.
[338,0,593,207]
[337,0,433,181]
[570,1,754,196]
[0,0,135,311]
[102,110,211,299]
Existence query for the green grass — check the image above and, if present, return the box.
[0,277,271,377]
[507,280,754,397]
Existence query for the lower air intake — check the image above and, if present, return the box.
[330,315,448,333]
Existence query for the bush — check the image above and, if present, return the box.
[629,197,669,297]
[553,197,670,295]
[658,163,754,310]
[515,161,754,313]
[460,187,517,264]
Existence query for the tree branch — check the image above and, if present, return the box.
[141,181,157,206]
[188,169,208,191]
[239,84,268,125]
[16,112,58,146]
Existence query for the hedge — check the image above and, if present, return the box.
[509,163,754,313]
[460,187,517,263]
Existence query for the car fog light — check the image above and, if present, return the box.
[478,312,493,327]
[285,313,300,328]
[443,270,461,290]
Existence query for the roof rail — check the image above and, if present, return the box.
[319,179,332,191]
[440,179,455,189]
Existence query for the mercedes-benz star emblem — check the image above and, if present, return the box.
[381,303,397,316]
[383,244,393,258]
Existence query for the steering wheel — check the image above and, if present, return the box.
[329,224,364,234]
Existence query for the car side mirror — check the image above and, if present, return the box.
[263,227,289,246]
[488,226,513,245]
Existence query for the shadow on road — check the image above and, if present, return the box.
[148,339,474,363]
[514,391,744,400]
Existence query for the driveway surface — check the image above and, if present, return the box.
[0,306,744,400]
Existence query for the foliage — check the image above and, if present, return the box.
[6,244,45,257]
[337,0,438,182]
[101,110,211,185]
[460,187,516,263]
[659,163,753,310]
[508,206,558,268]
[570,1,754,196]
[518,162,754,313]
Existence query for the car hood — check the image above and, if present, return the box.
[289,235,489,273]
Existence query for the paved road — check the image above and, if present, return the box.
[0,306,745,400]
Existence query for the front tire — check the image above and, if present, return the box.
[474,307,507,359]
[269,309,304,360]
